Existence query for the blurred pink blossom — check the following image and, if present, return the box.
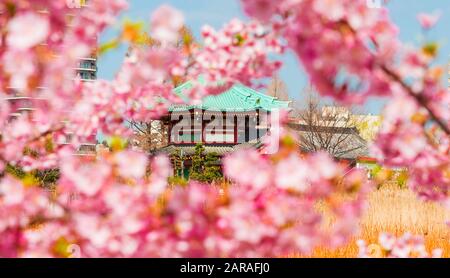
[7,12,49,50]
[150,5,184,45]
[417,12,441,29]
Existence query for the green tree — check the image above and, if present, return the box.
[3,164,59,189]
[170,148,187,179]
[201,152,223,182]
[190,143,205,175]
[189,143,222,183]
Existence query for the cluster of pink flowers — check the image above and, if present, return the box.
[0,150,170,257]
[371,94,449,204]
[123,15,284,103]
[224,146,371,252]
[0,1,303,257]
[188,18,283,96]
[0,0,448,257]
[0,0,128,170]
[1,137,371,257]
[240,0,449,206]
[0,173,72,257]
[242,0,400,103]
[1,143,369,257]
[83,6,284,137]
[417,12,441,30]
[358,233,442,258]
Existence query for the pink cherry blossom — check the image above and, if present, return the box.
[223,140,370,255]
[150,5,184,45]
[358,233,442,258]
[241,0,449,206]
[113,151,148,179]
[223,148,273,190]
[275,154,310,192]
[0,176,25,206]
[241,0,279,22]
[312,0,345,21]
[309,152,341,181]
[417,12,441,30]
[0,175,62,257]
[3,50,36,90]
[60,157,112,197]
[186,19,283,98]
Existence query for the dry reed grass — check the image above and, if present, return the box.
[293,183,450,258]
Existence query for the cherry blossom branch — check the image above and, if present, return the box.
[380,65,450,135]
[341,19,449,135]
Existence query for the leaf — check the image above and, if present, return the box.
[233,33,245,46]
[108,136,127,152]
[45,137,54,153]
[98,39,120,56]
[422,42,439,58]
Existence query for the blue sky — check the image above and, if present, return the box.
[98,0,450,114]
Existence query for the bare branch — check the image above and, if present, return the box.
[293,86,366,158]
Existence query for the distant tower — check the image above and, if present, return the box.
[4,1,97,154]
[75,0,97,83]
[76,54,97,82]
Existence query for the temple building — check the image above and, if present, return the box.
[151,81,376,178]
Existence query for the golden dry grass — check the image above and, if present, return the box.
[294,183,450,258]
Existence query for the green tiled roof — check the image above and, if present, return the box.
[169,81,291,112]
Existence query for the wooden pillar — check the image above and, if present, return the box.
[256,109,260,140]
[168,113,172,144]
[191,110,194,144]
[222,111,226,144]
[234,114,237,144]
[245,114,249,142]
[201,110,205,144]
